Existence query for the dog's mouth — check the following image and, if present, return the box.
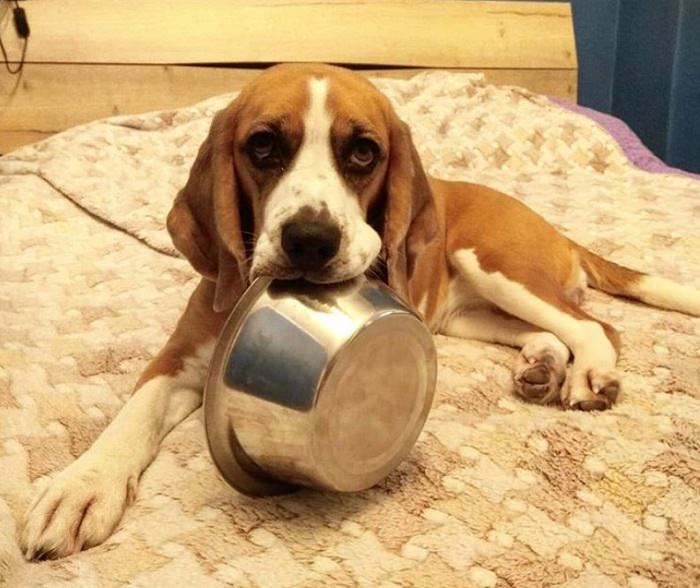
[250,263,367,285]
[302,270,360,284]
[249,264,300,283]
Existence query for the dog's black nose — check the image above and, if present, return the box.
[281,218,342,272]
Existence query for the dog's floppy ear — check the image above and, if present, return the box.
[382,113,439,305]
[166,103,249,313]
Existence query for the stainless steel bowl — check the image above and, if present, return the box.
[204,276,437,496]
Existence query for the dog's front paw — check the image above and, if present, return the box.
[563,368,620,411]
[20,460,137,560]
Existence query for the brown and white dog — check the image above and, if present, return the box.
[20,64,699,559]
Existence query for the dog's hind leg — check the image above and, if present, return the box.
[450,249,621,411]
[442,307,570,405]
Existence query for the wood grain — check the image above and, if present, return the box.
[7,1,576,69]
[0,65,577,152]
[0,1,578,152]
[0,131,51,154]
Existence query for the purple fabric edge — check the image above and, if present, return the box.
[548,97,700,181]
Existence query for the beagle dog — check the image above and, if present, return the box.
[21,64,699,559]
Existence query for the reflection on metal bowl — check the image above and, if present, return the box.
[204,276,437,495]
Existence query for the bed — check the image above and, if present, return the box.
[1,3,699,587]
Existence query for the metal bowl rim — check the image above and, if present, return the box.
[204,276,292,495]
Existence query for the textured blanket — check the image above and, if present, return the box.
[1,72,699,587]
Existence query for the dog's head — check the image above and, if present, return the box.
[167,64,438,312]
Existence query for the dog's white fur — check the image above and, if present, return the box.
[629,275,700,315]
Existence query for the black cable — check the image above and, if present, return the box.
[0,0,30,75]
[0,35,27,74]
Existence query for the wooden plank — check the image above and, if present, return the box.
[8,1,576,69]
[0,1,10,23]
[0,64,577,153]
[0,131,53,154]
[0,65,262,133]
[0,1,578,153]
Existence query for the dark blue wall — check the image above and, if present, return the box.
[612,2,681,160]
[571,0,700,172]
[570,0,619,113]
[493,0,700,173]
[666,2,700,173]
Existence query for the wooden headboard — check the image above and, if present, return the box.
[0,1,577,153]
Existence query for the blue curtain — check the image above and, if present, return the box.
[571,0,700,173]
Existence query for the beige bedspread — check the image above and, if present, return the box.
[1,73,699,587]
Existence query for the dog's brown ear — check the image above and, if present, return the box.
[166,103,249,313]
[382,113,438,305]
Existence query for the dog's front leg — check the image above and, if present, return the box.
[20,280,227,560]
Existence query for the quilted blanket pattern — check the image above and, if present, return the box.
[1,72,698,587]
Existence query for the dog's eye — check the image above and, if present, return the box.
[247,131,278,166]
[348,138,378,171]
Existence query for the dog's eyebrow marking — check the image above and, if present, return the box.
[347,119,380,139]
[246,116,288,137]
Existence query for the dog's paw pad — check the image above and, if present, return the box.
[568,369,620,411]
[514,338,568,405]
[572,398,608,411]
[514,356,565,404]
[521,364,550,385]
